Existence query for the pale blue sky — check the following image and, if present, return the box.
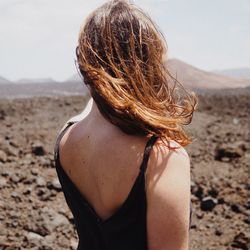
[0,0,249,81]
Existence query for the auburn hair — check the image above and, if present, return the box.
[76,0,198,146]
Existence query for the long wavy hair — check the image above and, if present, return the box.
[76,0,198,146]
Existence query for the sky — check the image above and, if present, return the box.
[0,0,249,82]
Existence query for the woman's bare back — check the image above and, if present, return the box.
[59,101,150,221]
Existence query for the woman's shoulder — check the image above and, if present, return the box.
[58,98,93,134]
[150,138,190,167]
[146,138,190,189]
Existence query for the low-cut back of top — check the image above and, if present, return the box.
[54,121,192,250]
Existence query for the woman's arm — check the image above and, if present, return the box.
[146,142,191,250]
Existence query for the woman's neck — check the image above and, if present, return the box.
[88,98,110,125]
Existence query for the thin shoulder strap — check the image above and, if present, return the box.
[54,122,76,159]
[140,135,158,173]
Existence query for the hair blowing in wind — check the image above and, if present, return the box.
[76,0,198,146]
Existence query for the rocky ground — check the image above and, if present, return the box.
[0,89,249,250]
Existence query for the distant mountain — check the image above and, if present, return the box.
[67,60,250,90]
[0,81,87,99]
[66,74,82,82]
[0,76,11,84]
[166,59,250,89]
[212,68,250,79]
[1,59,249,99]
[16,78,57,84]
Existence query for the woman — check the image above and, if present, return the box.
[54,0,197,249]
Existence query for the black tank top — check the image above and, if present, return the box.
[54,121,192,250]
